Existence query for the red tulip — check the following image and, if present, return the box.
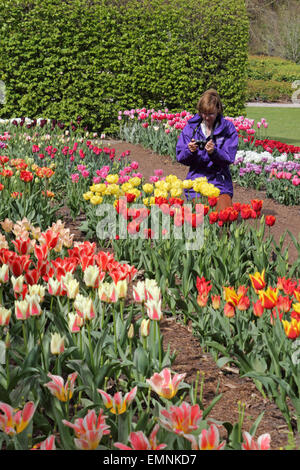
[265,215,276,227]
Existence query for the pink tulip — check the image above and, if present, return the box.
[114,424,167,450]
[0,401,35,435]
[44,372,78,402]
[130,161,139,170]
[146,368,186,399]
[241,431,271,450]
[97,386,137,414]
[185,424,226,450]
[32,435,56,450]
[63,409,110,450]
[159,401,203,435]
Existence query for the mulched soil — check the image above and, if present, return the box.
[64,138,300,450]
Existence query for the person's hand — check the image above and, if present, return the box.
[188,139,198,153]
[205,140,215,154]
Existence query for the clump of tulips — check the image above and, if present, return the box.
[189,269,300,432]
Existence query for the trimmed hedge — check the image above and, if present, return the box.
[0,0,249,133]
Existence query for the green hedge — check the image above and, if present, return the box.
[0,0,249,133]
[246,79,292,102]
[248,55,300,82]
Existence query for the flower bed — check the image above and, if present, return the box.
[0,116,300,449]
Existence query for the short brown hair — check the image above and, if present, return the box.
[196,89,223,115]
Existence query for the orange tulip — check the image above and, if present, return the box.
[259,287,278,310]
[282,318,300,339]
[211,294,221,310]
[249,270,266,292]
[252,299,264,317]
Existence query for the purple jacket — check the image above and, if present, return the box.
[176,113,238,198]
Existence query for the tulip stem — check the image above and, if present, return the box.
[156,321,162,369]
[87,322,95,372]
[193,370,200,404]
[22,323,28,354]
[120,299,124,321]
[37,318,47,371]
[113,309,117,354]
[6,348,10,388]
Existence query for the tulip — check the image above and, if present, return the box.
[140,318,150,337]
[32,435,56,450]
[211,294,221,309]
[50,332,65,355]
[145,298,163,321]
[97,386,137,415]
[64,278,80,299]
[132,281,146,303]
[11,274,25,296]
[146,368,186,399]
[224,302,236,318]
[252,299,264,317]
[251,199,263,212]
[74,294,95,321]
[25,293,42,316]
[83,265,101,288]
[114,424,167,450]
[127,323,134,339]
[0,401,35,435]
[259,287,278,309]
[277,277,297,295]
[159,401,203,435]
[0,264,9,283]
[282,318,300,339]
[48,277,64,296]
[0,306,11,326]
[28,284,45,302]
[0,218,13,233]
[115,279,128,299]
[265,215,276,227]
[185,424,226,450]
[241,431,271,450]
[68,313,84,333]
[249,270,266,292]
[44,372,78,402]
[14,299,30,320]
[98,282,118,303]
[63,409,110,450]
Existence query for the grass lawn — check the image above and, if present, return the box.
[244,107,300,146]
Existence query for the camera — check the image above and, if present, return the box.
[195,140,206,150]
[195,136,211,150]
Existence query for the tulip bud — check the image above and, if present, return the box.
[115,280,128,299]
[0,306,11,326]
[140,318,150,337]
[127,324,134,339]
[0,264,9,283]
[50,332,65,355]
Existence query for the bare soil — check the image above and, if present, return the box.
[64,139,300,450]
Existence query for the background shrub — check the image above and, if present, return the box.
[0,0,249,133]
[246,79,292,102]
